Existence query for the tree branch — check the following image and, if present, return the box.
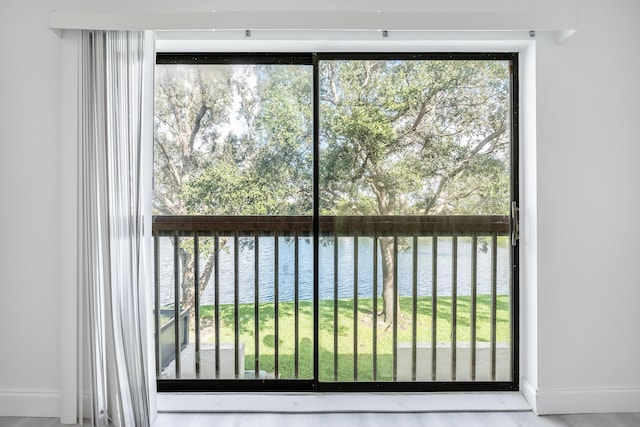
[424,127,505,214]
[154,113,181,137]
[154,136,182,190]
[153,194,178,216]
[199,252,216,296]
[187,103,209,159]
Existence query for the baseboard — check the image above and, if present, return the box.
[534,385,640,415]
[158,392,531,413]
[520,379,538,414]
[83,391,91,419]
[0,388,60,417]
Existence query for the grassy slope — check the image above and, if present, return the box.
[193,295,510,381]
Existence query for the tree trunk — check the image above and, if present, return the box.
[178,249,214,314]
[378,236,398,324]
[179,248,195,312]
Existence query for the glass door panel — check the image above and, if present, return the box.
[318,57,514,384]
[154,59,314,382]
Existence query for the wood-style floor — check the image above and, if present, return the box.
[2,412,640,427]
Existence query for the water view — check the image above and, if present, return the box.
[157,235,511,306]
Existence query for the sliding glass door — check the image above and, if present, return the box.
[153,53,518,392]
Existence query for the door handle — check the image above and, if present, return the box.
[511,201,520,246]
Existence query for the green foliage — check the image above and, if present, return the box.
[154,64,235,215]
[319,59,511,216]
[155,64,312,217]
[155,59,511,218]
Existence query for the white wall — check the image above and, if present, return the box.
[533,0,640,413]
[0,0,63,417]
[0,0,638,418]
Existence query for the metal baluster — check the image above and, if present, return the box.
[254,232,260,379]
[372,234,378,381]
[491,233,498,381]
[353,233,359,381]
[194,234,201,378]
[412,235,418,382]
[274,233,280,379]
[234,232,240,379]
[471,234,478,381]
[392,234,398,382]
[172,232,181,379]
[295,232,300,379]
[432,234,438,381]
[154,232,160,377]
[451,235,458,381]
[214,233,220,379]
[333,235,339,382]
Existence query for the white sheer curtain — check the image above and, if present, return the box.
[79,30,151,427]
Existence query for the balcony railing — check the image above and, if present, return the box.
[153,215,513,389]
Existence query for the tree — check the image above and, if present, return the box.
[154,58,511,325]
[154,63,312,314]
[154,64,234,215]
[183,64,313,216]
[319,59,510,322]
[154,64,235,313]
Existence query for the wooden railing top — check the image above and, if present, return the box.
[152,215,510,235]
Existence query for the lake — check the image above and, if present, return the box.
[157,236,511,306]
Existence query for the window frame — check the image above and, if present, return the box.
[154,51,520,393]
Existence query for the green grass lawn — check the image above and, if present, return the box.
[190,295,510,381]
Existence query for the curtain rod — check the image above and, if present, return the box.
[49,10,576,37]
